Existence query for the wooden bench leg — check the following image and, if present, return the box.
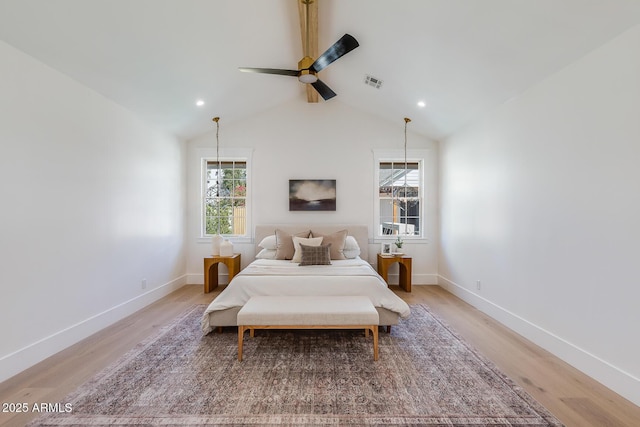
[238,326,245,361]
[372,326,379,361]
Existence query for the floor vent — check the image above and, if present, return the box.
[365,75,383,89]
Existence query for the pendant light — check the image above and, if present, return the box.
[395,117,411,248]
[403,117,411,215]
[211,117,224,256]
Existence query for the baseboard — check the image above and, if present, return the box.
[0,275,187,383]
[437,275,640,407]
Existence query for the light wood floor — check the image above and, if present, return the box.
[1,285,638,426]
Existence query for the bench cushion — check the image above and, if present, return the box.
[237,296,379,326]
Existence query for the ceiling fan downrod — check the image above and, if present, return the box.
[299,0,317,83]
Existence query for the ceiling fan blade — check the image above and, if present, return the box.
[310,33,359,73]
[310,79,337,101]
[238,67,300,76]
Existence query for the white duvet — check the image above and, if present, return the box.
[201,258,411,333]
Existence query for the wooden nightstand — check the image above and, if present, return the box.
[204,254,241,293]
[377,254,412,292]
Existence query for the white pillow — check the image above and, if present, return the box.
[292,236,323,262]
[343,236,361,259]
[255,248,277,259]
[258,234,277,250]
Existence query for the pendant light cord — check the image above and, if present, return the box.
[212,117,221,235]
[213,117,220,196]
[404,118,410,186]
[403,117,411,234]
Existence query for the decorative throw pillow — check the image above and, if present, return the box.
[311,229,348,260]
[299,243,332,266]
[291,236,323,263]
[258,234,277,250]
[343,236,361,259]
[275,229,311,260]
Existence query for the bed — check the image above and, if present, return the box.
[201,224,411,334]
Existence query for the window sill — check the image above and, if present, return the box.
[371,237,430,245]
[198,236,253,245]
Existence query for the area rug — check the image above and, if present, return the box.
[29,304,563,426]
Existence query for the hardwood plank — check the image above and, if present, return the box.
[0,286,215,427]
[560,397,629,427]
[393,286,640,427]
[1,284,639,426]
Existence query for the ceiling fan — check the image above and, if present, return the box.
[238,0,359,101]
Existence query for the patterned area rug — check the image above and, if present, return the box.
[29,304,563,426]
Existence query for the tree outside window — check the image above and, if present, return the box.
[205,161,247,236]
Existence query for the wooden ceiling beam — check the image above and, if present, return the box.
[298,0,318,103]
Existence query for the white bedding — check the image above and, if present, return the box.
[201,257,411,334]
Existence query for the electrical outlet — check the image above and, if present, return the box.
[141,278,147,289]
[476,280,481,290]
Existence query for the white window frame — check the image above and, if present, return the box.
[200,147,252,243]
[373,149,428,241]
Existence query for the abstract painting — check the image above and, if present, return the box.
[289,179,336,211]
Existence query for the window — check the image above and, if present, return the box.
[204,160,247,236]
[374,150,426,239]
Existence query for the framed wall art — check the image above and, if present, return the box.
[289,179,336,211]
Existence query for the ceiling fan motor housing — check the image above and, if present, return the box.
[298,56,318,83]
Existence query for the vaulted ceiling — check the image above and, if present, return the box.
[2,0,640,141]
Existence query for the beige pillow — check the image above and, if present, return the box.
[275,229,310,260]
[311,229,348,260]
[292,236,323,262]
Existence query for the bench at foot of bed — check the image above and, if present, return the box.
[236,295,379,361]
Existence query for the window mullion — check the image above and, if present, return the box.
[204,159,248,237]
[376,157,423,238]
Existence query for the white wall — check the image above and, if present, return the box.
[0,41,187,382]
[438,25,640,405]
[186,101,439,285]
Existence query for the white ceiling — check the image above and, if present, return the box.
[2,0,640,141]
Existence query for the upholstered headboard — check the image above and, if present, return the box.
[254,224,369,261]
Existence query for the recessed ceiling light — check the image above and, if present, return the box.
[417,101,426,108]
[196,100,205,107]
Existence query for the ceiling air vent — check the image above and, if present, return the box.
[365,74,383,89]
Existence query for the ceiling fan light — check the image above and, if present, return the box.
[299,73,318,84]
